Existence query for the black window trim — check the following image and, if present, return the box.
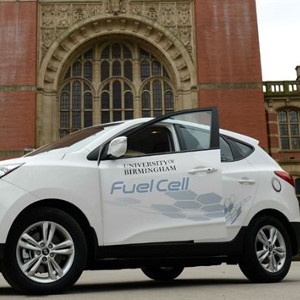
[219,135,234,163]
[221,135,255,162]
[121,108,220,150]
[87,108,220,161]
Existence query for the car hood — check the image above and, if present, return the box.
[0,152,66,167]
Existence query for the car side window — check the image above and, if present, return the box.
[222,136,254,161]
[174,124,210,151]
[231,139,254,158]
[220,136,234,162]
[175,125,234,162]
[172,118,253,163]
[124,126,173,157]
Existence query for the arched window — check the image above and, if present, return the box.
[100,43,133,82]
[98,43,134,123]
[59,42,175,136]
[278,109,300,150]
[140,49,173,117]
[142,81,174,117]
[100,80,133,123]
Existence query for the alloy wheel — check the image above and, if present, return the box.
[255,225,286,273]
[16,221,75,283]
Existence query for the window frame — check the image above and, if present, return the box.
[99,108,220,161]
[278,109,300,151]
[59,79,94,137]
[124,125,175,158]
[58,42,176,136]
[221,135,255,161]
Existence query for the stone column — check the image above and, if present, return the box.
[36,91,57,147]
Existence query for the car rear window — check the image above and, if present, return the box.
[220,137,234,162]
[233,140,254,157]
[225,137,254,161]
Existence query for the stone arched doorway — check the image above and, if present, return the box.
[37,12,196,146]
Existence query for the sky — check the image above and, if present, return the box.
[256,0,300,81]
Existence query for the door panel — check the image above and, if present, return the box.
[99,109,226,245]
[222,160,258,227]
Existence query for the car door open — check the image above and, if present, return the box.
[99,108,227,245]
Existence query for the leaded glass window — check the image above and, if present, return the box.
[59,80,93,136]
[278,109,300,150]
[140,49,174,117]
[59,42,175,136]
[141,79,174,117]
[100,80,134,123]
[100,43,133,82]
[140,49,170,81]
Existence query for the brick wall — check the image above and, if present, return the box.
[0,0,269,159]
[198,89,268,144]
[194,0,268,148]
[0,2,37,160]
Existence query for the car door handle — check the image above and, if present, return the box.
[238,178,256,185]
[188,166,218,175]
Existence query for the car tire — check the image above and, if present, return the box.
[141,266,184,281]
[238,215,292,283]
[1,207,87,295]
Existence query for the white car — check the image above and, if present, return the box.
[0,108,299,294]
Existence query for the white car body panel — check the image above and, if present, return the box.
[0,114,299,247]
[100,150,226,245]
[2,108,300,294]
[221,158,258,227]
[1,157,103,244]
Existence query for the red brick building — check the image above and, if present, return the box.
[0,2,37,159]
[0,0,267,160]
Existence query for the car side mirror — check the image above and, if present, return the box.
[107,136,127,158]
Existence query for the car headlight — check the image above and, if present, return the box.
[0,163,24,179]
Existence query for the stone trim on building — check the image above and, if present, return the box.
[0,85,37,91]
[198,82,262,90]
[36,0,198,146]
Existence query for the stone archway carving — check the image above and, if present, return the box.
[37,7,197,146]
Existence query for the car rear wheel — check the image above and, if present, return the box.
[1,207,87,294]
[141,266,184,281]
[239,215,292,283]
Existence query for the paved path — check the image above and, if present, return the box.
[0,262,300,299]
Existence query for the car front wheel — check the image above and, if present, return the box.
[141,266,184,281]
[239,215,292,283]
[1,207,87,294]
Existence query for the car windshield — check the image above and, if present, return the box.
[26,123,121,157]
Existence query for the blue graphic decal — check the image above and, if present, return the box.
[110,177,190,195]
[108,178,252,224]
[224,195,251,224]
